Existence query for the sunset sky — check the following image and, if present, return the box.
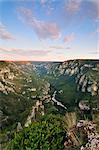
[0,0,99,61]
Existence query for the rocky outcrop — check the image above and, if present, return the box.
[51,60,99,96]
[79,101,90,111]
[25,100,44,127]
[77,121,99,150]
[64,119,99,150]
[25,82,51,127]
[77,75,98,96]
[17,122,23,132]
[0,62,22,94]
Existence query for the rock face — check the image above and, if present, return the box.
[77,121,99,150]
[0,61,49,131]
[17,122,23,132]
[79,101,90,111]
[25,82,51,127]
[0,62,25,129]
[64,119,99,150]
[0,62,22,94]
[50,60,99,96]
[25,100,44,127]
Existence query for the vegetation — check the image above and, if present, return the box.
[0,60,99,150]
[0,61,47,139]
[9,115,66,150]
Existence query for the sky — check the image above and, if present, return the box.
[0,0,99,61]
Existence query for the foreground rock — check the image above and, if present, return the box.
[78,121,99,150]
[64,119,99,150]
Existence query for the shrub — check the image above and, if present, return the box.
[9,114,66,150]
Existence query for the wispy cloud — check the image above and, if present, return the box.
[40,0,47,5]
[86,0,98,20]
[65,0,98,20]
[49,45,71,50]
[63,33,75,43]
[96,28,99,32]
[17,7,60,40]
[0,47,51,56]
[0,23,15,40]
[66,0,82,14]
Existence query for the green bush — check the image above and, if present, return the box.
[9,115,66,150]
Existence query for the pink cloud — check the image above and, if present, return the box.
[66,0,82,14]
[49,45,71,50]
[18,7,60,40]
[0,47,52,61]
[65,0,98,20]
[40,0,47,5]
[63,33,75,43]
[0,47,50,56]
[96,28,99,32]
[0,23,15,40]
[86,1,98,20]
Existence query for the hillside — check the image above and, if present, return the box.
[0,61,49,132]
[41,60,99,113]
[0,60,99,150]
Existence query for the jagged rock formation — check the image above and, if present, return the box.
[64,116,99,150]
[77,121,99,150]
[25,100,44,127]
[0,62,22,94]
[17,122,23,132]
[0,61,48,130]
[49,60,99,96]
[25,82,51,127]
[79,101,90,111]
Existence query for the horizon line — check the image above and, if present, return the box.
[0,58,99,63]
